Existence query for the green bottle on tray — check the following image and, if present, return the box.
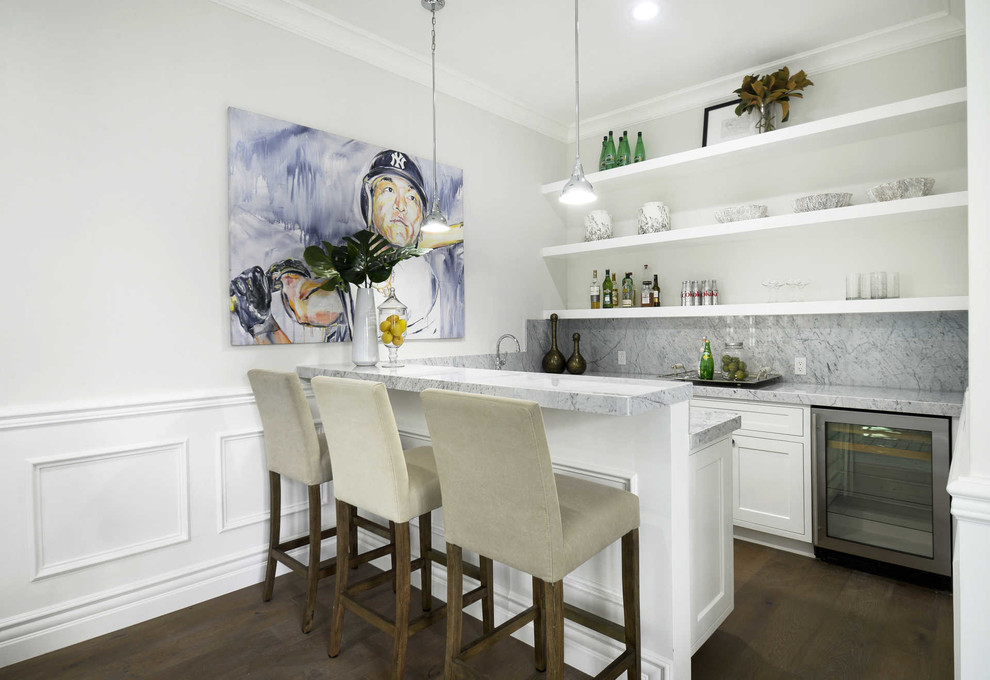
[699,337,715,380]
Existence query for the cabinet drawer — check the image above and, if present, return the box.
[692,399,806,437]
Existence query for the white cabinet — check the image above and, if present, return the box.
[689,435,734,652]
[693,398,812,543]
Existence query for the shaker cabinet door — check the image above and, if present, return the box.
[732,434,807,537]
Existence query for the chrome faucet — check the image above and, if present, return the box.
[494,333,521,370]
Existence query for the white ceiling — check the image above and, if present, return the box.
[216,0,962,139]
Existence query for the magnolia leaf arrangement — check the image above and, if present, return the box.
[734,67,814,130]
[304,229,426,291]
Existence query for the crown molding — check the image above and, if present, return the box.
[209,0,964,145]
[208,0,570,141]
[575,7,965,142]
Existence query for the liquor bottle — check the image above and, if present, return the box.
[641,265,652,307]
[634,131,646,163]
[699,337,715,380]
[617,131,631,167]
[602,268,613,309]
[621,272,634,307]
[598,136,608,172]
[590,269,601,309]
[604,131,616,170]
[652,274,661,306]
[612,273,619,307]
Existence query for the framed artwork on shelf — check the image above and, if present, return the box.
[702,99,759,147]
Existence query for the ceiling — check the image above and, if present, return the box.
[222,0,962,139]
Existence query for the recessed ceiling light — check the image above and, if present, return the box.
[631,1,659,21]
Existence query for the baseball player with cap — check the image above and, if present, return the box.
[360,149,428,248]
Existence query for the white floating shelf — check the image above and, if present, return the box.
[541,192,968,260]
[543,296,969,320]
[540,88,967,200]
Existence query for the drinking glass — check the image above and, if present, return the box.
[845,274,860,300]
[887,272,900,299]
[859,273,870,300]
[870,271,887,300]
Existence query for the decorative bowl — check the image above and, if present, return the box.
[792,193,853,212]
[714,205,768,223]
[867,177,935,202]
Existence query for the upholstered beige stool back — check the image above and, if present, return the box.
[248,369,332,486]
[421,389,566,583]
[311,376,417,523]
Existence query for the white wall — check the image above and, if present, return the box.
[0,0,567,412]
[0,0,567,666]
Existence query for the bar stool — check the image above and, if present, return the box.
[311,376,494,679]
[421,389,642,680]
[248,369,391,634]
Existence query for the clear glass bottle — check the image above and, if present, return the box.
[377,288,408,368]
[590,269,601,309]
[621,272,634,307]
[641,265,652,307]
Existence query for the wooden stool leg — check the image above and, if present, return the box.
[391,523,412,680]
[349,507,359,569]
[263,471,280,602]
[389,521,398,593]
[480,556,495,634]
[622,528,642,680]
[418,512,433,612]
[545,580,565,680]
[328,501,352,658]
[444,543,464,680]
[301,484,322,633]
[532,576,546,672]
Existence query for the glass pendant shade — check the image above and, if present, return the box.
[560,159,597,205]
[559,0,596,205]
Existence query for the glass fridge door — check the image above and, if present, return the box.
[823,421,935,558]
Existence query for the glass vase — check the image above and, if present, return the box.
[758,101,778,133]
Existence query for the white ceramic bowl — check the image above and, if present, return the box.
[714,205,768,223]
[792,193,853,212]
[867,177,935,202]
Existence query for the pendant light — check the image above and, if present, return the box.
[559,0,597,205]
[421,0,450,233]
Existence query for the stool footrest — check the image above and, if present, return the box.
[353,515,391,540]
[341,595,395,637]
[429,548,482,581]
[275,526,336,553]
[458,606,537,663]
[593,648,635,680]
[349,543,393,567]
[271,551,306,575]
[563,602,626,643]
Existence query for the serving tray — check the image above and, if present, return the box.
[669,371,782,388]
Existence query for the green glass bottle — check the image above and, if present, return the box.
[598,136,608,172]
[602,268,614,309]
[634,131,646,163]
[699,337,715,380]
[621,272,634,307]
[604,131,616,170]
[617,131,631,167]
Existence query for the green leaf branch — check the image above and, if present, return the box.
[304,229,427,291]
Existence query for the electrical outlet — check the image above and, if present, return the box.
[794,357,807,375]
[618,351,627,366]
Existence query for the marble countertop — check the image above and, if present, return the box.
[296,364,693,417]
[584,371,963,416]
[690,410,741,450]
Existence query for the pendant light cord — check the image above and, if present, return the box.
[431,8,439,207]
[573,0,581,164]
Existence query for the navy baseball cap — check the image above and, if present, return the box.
[360,150,428,226]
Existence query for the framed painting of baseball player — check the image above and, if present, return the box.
[228,107,465,346]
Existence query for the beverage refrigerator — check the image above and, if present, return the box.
[812,407,951,579]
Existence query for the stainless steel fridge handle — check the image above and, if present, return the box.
[811,412,820,544]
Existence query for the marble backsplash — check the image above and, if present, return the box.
[526,312,968,392]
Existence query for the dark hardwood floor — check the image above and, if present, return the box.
[692,541,953,680]
[1,541,952,679]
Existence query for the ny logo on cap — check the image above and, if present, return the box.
[390,152,406,170]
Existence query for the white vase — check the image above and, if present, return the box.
[351,287,379,366]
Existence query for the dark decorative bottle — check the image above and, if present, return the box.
[566,332,587,375]
[542,313,566,373]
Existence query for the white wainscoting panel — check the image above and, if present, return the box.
[30,440,189,580]
[216,430,327,533]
